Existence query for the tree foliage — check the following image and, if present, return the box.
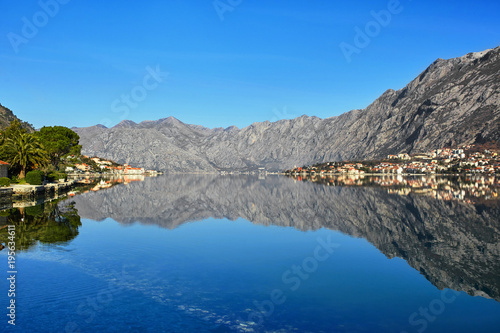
[0,121,83,177]
[35,126,82,168]
[1,132,48,178]
[0,119,26,146]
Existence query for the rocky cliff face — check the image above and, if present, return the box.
[74,47,500,172]
[0,103,34,132]
[68,175,500,302]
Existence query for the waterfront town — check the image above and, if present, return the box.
[284,144,500,203]
[67,155,158,176]
[285,144,500,176]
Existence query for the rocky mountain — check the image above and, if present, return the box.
[68,175,500,302]
[0,103,34,132]
[74,47,500,172]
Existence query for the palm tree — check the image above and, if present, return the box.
[2,133,48,178]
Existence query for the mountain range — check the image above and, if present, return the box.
[70,46,499,171]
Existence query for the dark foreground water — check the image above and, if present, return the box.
[1,175,500,333]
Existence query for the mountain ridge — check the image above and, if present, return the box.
[74,46,500,172]
[0,103,35,132]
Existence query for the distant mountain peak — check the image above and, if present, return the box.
[461,46,498,60]
[161,116,183,125]
[113,120,137,128]
[225,125,239,132]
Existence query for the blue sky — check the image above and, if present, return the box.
[1,0,499,129]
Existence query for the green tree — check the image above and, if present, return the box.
[0,119,27,147]
[35,126,82,168]
[1,132,48,178]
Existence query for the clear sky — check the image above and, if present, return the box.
[1,0,499,129]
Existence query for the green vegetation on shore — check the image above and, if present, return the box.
[0,120,82,183]
[0,120,155,187]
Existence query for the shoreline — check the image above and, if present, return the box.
[285,172,498,177]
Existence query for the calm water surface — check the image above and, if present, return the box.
[1,175,499,333]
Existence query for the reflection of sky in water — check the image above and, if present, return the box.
[2,218,500,333]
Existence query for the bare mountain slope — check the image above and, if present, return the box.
[75,47,500,172]
[0,103,34,132]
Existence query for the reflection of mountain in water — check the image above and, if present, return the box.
[69,175,500,302]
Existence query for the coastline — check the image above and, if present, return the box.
[285,171,498,177]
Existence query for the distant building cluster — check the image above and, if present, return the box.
[65,156,157,175]
[286,145,500,176]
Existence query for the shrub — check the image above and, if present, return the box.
[47,171,67,182]
[25,170,44,185]
[0,177,10,187]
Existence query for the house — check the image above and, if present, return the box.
[123,167,145,175]
[75,163,91,172]
[0,160,9,178]
[398,153,411,160]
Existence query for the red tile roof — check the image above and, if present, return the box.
[0,160,9,165]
